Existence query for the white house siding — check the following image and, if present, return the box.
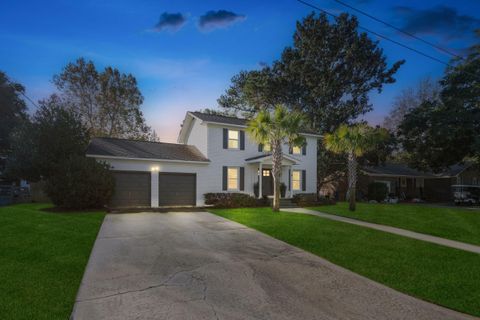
[204,123,318,197]
[95,158,209,206]
[185,118,208,157]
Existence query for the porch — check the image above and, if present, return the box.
[245,153,299,199]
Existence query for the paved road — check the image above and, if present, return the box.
[71,211,474,320]
[283,208,480,254]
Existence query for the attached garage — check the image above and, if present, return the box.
[158,173,196,206]
[110,171,151,207]
[86,137,209,207]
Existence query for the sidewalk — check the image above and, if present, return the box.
[281,208,480,254]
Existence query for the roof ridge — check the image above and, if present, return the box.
[190,111,247,121]
[92,136,190,146]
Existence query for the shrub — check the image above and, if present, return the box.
[292,193,318,206]
[204,193,257,208]
[317,195,336,206]
[368,182,388,202]
[45,156,114,209]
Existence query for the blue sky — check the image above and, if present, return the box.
[1,0,479,141]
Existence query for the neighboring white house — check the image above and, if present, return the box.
[86,111,321,207]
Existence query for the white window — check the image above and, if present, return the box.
[292,146,302,155]
[263,143,271,152]
[292,170,301,190]
[228,130,239,149]
[227,167,239,190]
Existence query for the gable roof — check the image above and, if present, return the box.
[362,162,473,178]
[86,137,209,162]
[362,163,435,178]
[190,112,247,126]
[188,111,321,136]
[438,163,472,177]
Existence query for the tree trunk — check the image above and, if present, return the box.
[347,151,357,211]
[272,139,282,212]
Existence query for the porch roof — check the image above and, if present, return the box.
[245,153,298,165]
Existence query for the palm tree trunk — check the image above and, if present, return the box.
[272,139,282,212]
[347,151,357,211]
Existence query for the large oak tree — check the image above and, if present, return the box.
[399,32,480,171]
[218,13,403,192]
[53,58,155,140]
[0,71,28,156]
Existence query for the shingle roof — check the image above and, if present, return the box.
[86,137,209,162]
[189,111,320,136]
[245,154,272,161]
[362,163,435,177]
[438,163,471,177]
[190,112,247,126]
[362,162,472,178]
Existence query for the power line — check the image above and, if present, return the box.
[296,0,451,67]
[329,0,464,60]
[3,76,39,109]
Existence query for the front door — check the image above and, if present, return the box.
[261,169,273,196]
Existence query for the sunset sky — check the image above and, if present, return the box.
[1,0,479,142]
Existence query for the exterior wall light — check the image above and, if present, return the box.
[151,166,160,172]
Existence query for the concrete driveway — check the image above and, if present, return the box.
[71,211,473,320]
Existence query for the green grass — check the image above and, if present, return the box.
[309,202,480,246]
[211,207,480,317]
[0,203,105,320]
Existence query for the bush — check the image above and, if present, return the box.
[368,182,388,202]
[45,156,114,209]
[292,193,318,206]
[204,193,257,208]
[317,195,336,206]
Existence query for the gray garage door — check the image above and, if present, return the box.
[111,171,151,207]
[158,173,196,206]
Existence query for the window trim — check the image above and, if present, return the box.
[292,146,302,155]
[227,167,239,190]
[227,129,240,150]
[292,170,301,191]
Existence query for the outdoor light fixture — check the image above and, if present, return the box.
[151,166,160,172]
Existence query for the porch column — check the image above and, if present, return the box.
[258,162,263,199]
[289,165,293,198]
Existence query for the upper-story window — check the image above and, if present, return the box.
[263,143,271,152]
[292,146,302,155]
[228,130,239,149]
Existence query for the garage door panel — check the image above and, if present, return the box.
[111,171,151,207]
[158,173,196,206]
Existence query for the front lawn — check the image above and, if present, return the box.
[211,207,480,317]
[0,203,105,320]
[310,202,480,245]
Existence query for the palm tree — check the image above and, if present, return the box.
[247,105,306,211]
[324,124,389,211]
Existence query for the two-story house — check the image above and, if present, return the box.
[86,111,321,207]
